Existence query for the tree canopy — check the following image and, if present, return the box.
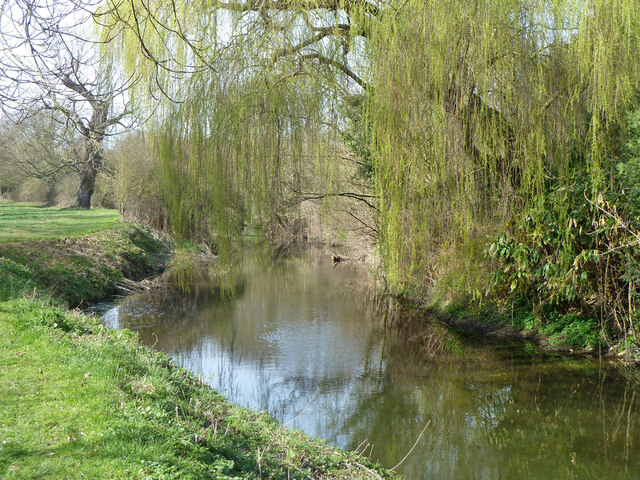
[98,0,640,342]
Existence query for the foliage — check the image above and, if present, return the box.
[617,107,640,217]
[370,0,640,294]
[487,106,640,346]
[367,0,639,349]
[0,132,20,198]
[339,94,374,179]
[541,313,602,348]
[98,1,640,348]
[99,0,379,262]
[0,115,68,205]
[107,133,168,230]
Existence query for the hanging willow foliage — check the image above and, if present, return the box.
[100,0,640,307]
[370,0,640,295]
[98,0,373,262]
[155,74,335,261]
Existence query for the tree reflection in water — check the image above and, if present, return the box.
[103,257,640,480]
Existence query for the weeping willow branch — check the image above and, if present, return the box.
[211,0,382,17]
[272,25,351,62]
[293,190,378,211]
[345,210,379,237]
[102,0,640,310]
[301,53,369,90]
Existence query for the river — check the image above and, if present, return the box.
[100,256,640,479]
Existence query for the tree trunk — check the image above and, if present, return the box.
[44,179,58,206]
[71,168,96,209]
[71,137,102,209]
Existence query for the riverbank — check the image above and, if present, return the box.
[388,292,636,362]
[318,238,632,362]
[0,222,170,307]
[0,205,396,479]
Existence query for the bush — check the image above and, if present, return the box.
[542,313,602,348]
[486,105,640,348]
[108,132,168,230]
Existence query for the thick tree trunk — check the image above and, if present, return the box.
[71,136,103,209]
[71,168,96,209]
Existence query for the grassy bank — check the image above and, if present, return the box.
[0,221,170,306]
[0,204,395,479]
[437,297,612,357]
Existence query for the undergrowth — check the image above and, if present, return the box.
[0,222,170,306]
[445,298,604,350]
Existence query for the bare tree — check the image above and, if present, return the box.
[0,0,136,208]
[0,111,81,204]
[0,118,21,198]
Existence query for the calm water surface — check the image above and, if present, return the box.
[101,257,640,479]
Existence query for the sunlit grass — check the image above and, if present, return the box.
[0,223,169,306]
[0,202,120,243]
[0,298,396,479]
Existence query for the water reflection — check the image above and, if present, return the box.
[102,257,640,479]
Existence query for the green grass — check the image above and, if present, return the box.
[0,222,170,306]
[0,202,120,243]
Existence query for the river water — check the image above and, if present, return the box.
[101,257,640,479]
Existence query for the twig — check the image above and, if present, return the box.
[354,439,368,455]
[293,190,379,212]
[584,189,640,242]
[283,387,319,427]
[391,420,431,471]
[354,462,384,480]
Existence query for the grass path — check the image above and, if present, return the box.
[0,202,120,243]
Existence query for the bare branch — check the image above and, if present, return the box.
[302,53,369,90]
[293,189,378,211]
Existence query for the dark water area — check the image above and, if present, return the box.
[100,257,640,479]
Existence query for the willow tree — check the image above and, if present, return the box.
[101,1,640,306]
[369,0,640,314]
[97,0,380,259]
